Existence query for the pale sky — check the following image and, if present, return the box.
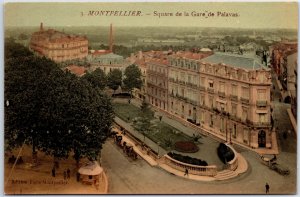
[4,2,299,29]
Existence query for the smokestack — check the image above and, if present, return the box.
[40,22,44,31]
[109,23,113,52]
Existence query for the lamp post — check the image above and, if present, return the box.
[229,128,232,144]
[157,142,160,157]
[159,115,162,135]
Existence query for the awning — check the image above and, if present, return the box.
[78,161,103,176]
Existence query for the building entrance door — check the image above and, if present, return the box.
[258,130,266,147]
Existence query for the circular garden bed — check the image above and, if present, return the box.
[174,141,199,153]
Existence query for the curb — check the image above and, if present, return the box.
[287,108,297,136]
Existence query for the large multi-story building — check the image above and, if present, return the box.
[269,41,297,77]
[147,55,169,110]
[140,50,273,150]
[29,23,88,62]
[287,52,297,120]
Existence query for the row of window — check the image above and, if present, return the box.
[170,58,199,71]
[170,98,269,124]
[148,64,167,75]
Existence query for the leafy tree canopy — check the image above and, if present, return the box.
[107,69,122,92]
[123,64,142,94]
[81,68,107,90]
[5,39,114,163]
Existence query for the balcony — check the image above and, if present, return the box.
[174,94,187,102]
[186,98,198,106]
[230,95,238,101]
[253,122,271,127]
[178,80,186,85]
[240,97,250,104]
[256,100,267,107]
[169,78,176,82]
[218,91,225,98]
[199,86,206,91]
[207,87,214,94]
[186,82,198,89]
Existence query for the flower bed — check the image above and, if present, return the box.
[174,141,199,153]
[167,152,208,166]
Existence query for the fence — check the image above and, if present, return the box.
[163,155,217,177]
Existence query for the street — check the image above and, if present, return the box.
[102,138,296,194]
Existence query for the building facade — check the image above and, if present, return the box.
[87,53,129,74]
[287,52,297,122]
[147,57,169,110]
[143,51,273,150]
[29,23,88,62]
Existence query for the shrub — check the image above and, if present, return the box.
[167,152,208,166]
[217,143,235,164]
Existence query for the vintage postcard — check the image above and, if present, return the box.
[3,1,298,195]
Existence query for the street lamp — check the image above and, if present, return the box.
[159,115,163,135]
[229,128,232,144]
[157,142,160,157]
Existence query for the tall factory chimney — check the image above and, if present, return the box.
[40,22,44,31]
[109,23,113,52]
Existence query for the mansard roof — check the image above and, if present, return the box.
[200,52,268,70]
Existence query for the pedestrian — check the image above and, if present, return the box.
[184,168,189,177]
[51,167,56,177]
[67,168,70,179]
[63,170,67,180]
[265,183,270,194]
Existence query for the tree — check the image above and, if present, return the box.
[5,53,62,159]
[133,100,155,143]
[81,68,107,90]
[123,64,142,97]
[107,69,122,93]
[71,82,113,165]
[140,99,154,118]
[5,39,114,167]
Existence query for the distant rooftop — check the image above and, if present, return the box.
[65,65,86,76]
[200,52,268,70]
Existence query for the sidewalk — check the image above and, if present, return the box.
[112,126,158,167]
[287,108,297,136]
[4,146,108,194]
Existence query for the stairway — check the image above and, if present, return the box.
[214,169,238,181]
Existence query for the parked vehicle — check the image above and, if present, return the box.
[260,155,290,176]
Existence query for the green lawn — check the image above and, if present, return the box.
[113,102,142,123]
[148,122,193,149]
[113,102,194,150]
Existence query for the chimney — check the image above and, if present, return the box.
[109,23,113,52]
[138,51,143,60]
[40,22,44,31]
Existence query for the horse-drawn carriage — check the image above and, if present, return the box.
[260,155,290,176]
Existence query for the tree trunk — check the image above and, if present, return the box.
[74,149,80,169]
[53,157,59,169]
[32,139,38,165]
[76,159,80,169]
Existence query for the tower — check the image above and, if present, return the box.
[109,23,113,52]
[40,22,44,31]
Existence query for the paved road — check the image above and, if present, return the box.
[271,71,296,153]
[102,139,296,194]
